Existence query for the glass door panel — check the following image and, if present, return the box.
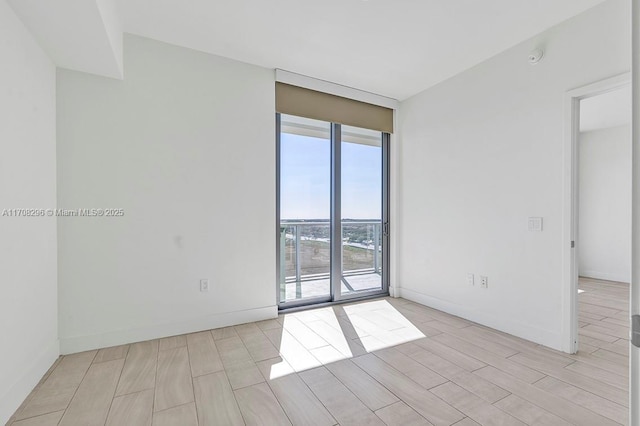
[340,125,384,295]
[279,114,332,305]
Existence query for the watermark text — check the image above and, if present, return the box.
[2,208,125,217]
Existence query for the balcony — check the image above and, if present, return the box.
[279,220,382,302]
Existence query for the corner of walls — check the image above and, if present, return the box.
[8,0,125,80]
[396,0,629,352]
[389,108,402,298]
[95,0,124,79]
[0,341,60,425]
[0,1,59,423]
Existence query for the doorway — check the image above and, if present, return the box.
[562,73,631,353]
[563,73,635,424]
[577,86,632,360]
[577,85,632,362]
[276,113,390,309]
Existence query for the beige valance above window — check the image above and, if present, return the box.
[275,82,394,133]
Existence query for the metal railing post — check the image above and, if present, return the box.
[373,223,379,273]
[280,227,286,301]
[295,224,302,298]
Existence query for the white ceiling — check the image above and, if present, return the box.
[580,85,632,132]
[119,0,607,100]
[9,0,607,100]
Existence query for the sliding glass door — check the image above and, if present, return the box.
[340,125,385,296]
[277,115,332,305]
[277,113,389,309]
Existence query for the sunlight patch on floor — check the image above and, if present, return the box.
[269,299,425,379]
[342,300,426,352]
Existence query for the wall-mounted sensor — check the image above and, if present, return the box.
[528,48,544,65]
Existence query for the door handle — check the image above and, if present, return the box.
[383,222,389,237]
[633,315,640,348]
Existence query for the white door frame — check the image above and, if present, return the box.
[631,1,639,423]
[561,72,631,355]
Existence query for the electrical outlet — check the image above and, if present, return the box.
[200,279,209,292]
[467,273,475,286]
[480,276,488,289]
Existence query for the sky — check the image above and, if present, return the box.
[280,132,382,220]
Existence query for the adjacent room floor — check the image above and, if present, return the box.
[8,278,629,426]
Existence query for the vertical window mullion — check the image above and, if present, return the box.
[331,123,342,302]
[275,113,282,304]
[382,132,390,294]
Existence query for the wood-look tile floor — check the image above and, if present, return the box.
[8,278,630,426]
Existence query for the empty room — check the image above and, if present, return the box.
[1,0,639,425]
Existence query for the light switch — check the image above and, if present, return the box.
[528,217,543,232]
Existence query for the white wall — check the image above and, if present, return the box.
[579,125,631,283]
[57,35,276,354]
[0,1,58,424]
[398,0,630,350]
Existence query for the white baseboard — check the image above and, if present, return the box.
[397,288,563,351]
[60,305,277,354]
[389,286,399,298]
[580,270,630,284]
[0,339,59,425]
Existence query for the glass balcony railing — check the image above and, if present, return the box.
[279,220,382,301]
